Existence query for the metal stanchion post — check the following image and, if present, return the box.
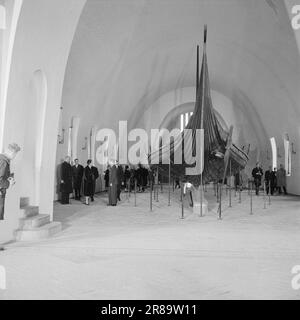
[181,183,184,219]
[263,181,266,209]
[200,175,203,217]
[168,163,171,206]
[150,178,153,211]
[229,160,232,208]
[134,179,137,207]
[218,183,222,220]
[269,180,271,206]
[250,180,253,215]
[248,180,250,196]
[238,167,241,203]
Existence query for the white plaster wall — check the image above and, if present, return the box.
[0,0,86,243]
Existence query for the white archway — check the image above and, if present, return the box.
[20,70,47,206]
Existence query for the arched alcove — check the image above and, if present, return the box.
[20,70,48,206]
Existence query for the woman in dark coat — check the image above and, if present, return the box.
[83,160,93,205]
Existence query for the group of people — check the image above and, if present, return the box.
[60,157,289,205]
[60,158,154,207]
[252,162,287,196]
[104,162,152,206]
[60,156,99,205]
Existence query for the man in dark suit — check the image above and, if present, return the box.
[108,160,118,206]
[264,166,274,195]
[0,143,21,251]
[116,161,124,201]
[60,156,73,204]
[252,162,263,196]
[91,164,99,202]
[72,159,83,200]
[0,143,21,221]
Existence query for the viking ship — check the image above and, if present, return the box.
[149,25,249,186]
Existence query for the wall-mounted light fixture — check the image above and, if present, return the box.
[82,137,88,150]
[58,106,65,144]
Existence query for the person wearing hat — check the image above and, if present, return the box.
[0,143,21,251]
[0,143,21,221]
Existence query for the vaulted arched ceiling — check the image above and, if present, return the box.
[61,0,300,150]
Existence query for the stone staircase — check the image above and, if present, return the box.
[15,197,62,241]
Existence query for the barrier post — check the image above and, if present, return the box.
[168,163,171,206]
[181,183,184,219]
[269,180,271,206]
[134,179,137,207]
[218,183,222,220]
[263,181,267,209]
[150,178,153,211]
[229,160,232,208]
[250,180,253,215]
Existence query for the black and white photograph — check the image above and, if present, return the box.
[0,0,300,303]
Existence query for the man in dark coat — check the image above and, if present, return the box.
[142,166,149,191]
[0,143,21,221]
[252,162,263,196]
[108,161,118,206]
[277,164,287,195]
[72,159,83,200]
[124,165,130,191]
[271,168,277,195]
[104,165,110,191]
[60,156,73,204]
[136,163,143,192]
[83,160,94,205]
[91,164,99,202]
[264,166,272,195]
[235,171,241,192]
[116,161,124,201]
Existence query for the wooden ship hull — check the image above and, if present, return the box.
[149,26,249,185]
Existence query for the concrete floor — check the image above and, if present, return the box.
[0,187,300,300]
